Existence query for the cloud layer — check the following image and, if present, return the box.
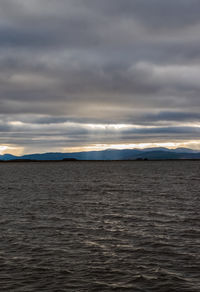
[0,0,200,153]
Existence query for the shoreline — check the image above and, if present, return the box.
[0,159,200,163]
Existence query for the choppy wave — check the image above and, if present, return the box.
[0,161,199,291]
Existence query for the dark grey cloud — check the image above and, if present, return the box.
[0,0,200,152]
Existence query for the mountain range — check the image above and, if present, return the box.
[1,147,200,161]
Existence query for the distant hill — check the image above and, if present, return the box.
[0,154,17,161]
[131,150,200,160]
[1,147,200,161]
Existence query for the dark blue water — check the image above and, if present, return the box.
[0,161,199,291]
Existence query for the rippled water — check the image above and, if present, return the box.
[0,161,199,291]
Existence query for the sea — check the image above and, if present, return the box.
[0,161,199,291]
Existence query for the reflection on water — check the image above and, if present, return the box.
[0,161,199,291]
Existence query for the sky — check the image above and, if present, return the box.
[0,0,200,155]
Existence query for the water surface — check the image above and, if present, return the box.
[0,161,199,291]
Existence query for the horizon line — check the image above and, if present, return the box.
[1,146,200,157]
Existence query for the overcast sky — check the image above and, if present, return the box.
[0,0,200,154]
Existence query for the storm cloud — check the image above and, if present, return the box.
[0,0,200,153]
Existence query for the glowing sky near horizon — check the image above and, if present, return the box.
[0,0,200,154]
